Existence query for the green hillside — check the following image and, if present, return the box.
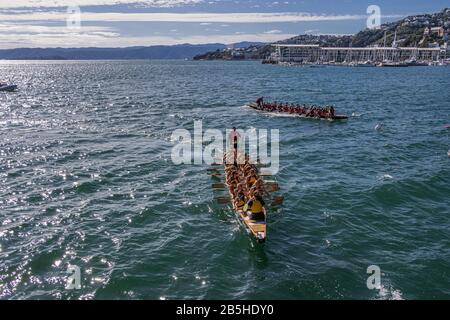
[194,8,450,61]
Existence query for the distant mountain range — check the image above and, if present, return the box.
[0,42,265,60]
[2,8,448,61]
[194,8,450,61]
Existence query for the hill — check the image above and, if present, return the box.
[0,44,227,60]
[0,42,264,60]
[193,8,450,61]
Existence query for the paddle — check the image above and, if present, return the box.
[270,196,284,206]
[265,183,280,192]
[210,163,222,167]
[208,171,274,178]
[209,162,265,168]
[207,169,222,174]
[207,167,222,171]
[208,173,223,178]
[215,196,284,207]
[208,173,223,177]
[212,182,280,192]
[208,167,275,178]
[216,197,231,204]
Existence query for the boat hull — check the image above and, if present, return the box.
[237,210,266,243]
[221,159,269,243]
[0,85,17,92]
[224,169,267,243]
[211,153,283,244]
[247,102,348,121]
[377,63,409,67]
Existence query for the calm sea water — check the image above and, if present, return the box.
[0,60,449,300]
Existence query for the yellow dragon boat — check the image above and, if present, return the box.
[209,152,283,243]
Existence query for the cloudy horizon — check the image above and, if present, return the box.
[0,0,448,48]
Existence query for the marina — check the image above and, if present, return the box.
[266,44,449,66]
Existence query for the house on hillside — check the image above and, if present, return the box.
[424,26,446,37]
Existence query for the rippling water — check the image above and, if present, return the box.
[0,60,449,299]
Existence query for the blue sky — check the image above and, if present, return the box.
[0,0,448,48]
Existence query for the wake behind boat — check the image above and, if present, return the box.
[248,98,348,121]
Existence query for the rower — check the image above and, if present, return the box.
[250,177,263,191]
[256,96,264,107]
[234,192,246,211]
[229,127,240,151]
[246,174,257,188]
[244,153,250,164]
[233,185,247,211]
[244,193,266,221]
[229,127,241,164]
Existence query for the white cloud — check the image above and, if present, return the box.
[0,0,203,8]
[0,23,120,48]
[264,29,282,34]
[304,29,319,34]
[0,29,296,48]
[0,11,368,23]
[0,22,118,35]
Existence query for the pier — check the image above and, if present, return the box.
[271,44,448,65]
